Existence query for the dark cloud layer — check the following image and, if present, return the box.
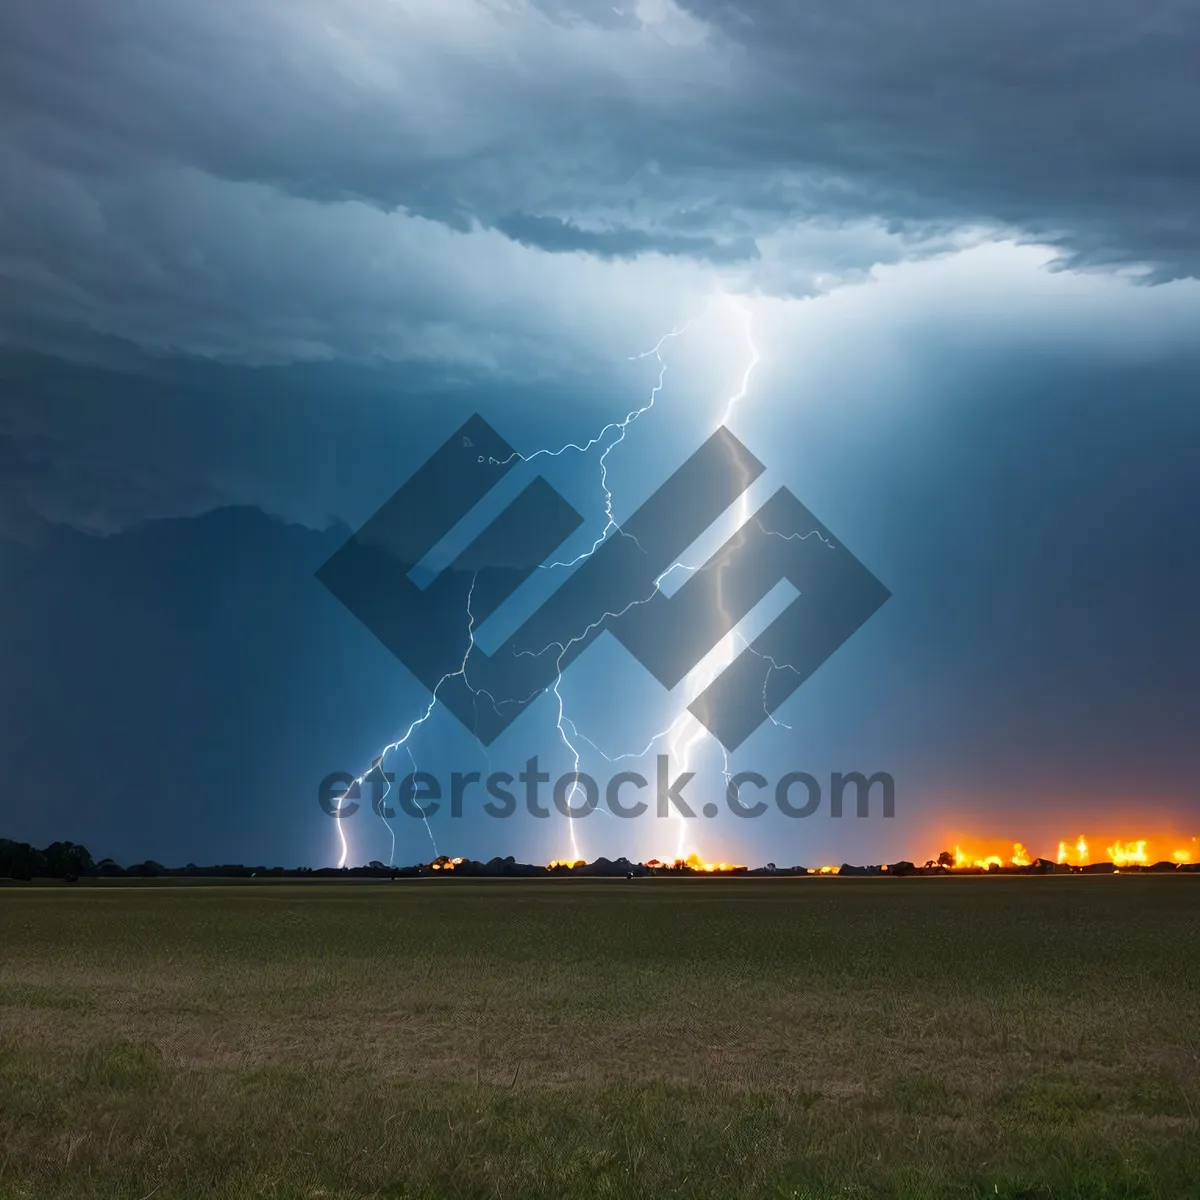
[494,213,758,263]
[0,0,1198,367]
[677,0,1200,277]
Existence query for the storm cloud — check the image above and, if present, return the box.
[2,0,1199,869]
[1,0,1197,366]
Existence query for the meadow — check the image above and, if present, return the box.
[0,876,1197,1199]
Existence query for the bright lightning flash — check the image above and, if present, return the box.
[331,293,807,871]
[330,312,700,868]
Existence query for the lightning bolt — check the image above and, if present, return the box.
[330,293,828,871]
[522,318,699,862]
[661,298,760,858]
[487,318,700,564]
[330,575,480,869]
[523,297,784,866]
[329,314,698,868]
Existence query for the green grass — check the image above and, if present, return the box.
[0,876,1198,1198]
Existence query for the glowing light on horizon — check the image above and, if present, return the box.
[939,833,1195,869]
[641,853,745,872]
[1106,840,1148,867]
[954,845,1003,870]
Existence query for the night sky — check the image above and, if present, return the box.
[1,1,1198,870]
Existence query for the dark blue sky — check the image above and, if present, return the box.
[1,2,1198,869]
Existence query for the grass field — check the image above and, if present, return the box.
[1,876,1198,1199]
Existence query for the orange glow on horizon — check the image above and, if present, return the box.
[938,833,1195,869]
[641,853,745,873]
[1106,840,1148,867]
[425,835,1197,874]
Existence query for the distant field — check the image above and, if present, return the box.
[1,877,1198,1200]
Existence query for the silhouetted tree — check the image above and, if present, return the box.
[0,839,38,879]
[43,841,94,880]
